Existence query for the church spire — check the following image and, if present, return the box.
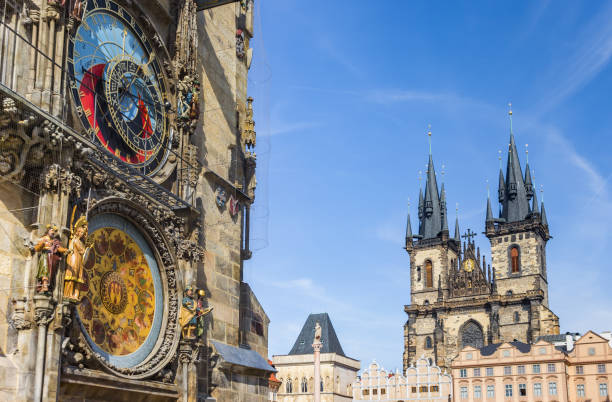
[419,127,444,239]
[454,204,460,242]
[405,200,413,249]
[541,201,548,227]
[524,145,534,201]
[499,105,530,222]
[486,195,494,223]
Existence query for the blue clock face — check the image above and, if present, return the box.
[67,0,169,174]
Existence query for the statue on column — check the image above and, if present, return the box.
[32,224,68,294]
[180,286,213,339]
[314,322,321,344]
[63,210,90,303]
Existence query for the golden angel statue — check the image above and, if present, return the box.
[63,210,90,302]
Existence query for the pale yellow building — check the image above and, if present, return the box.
[451,331,612,402]
[273,313,360,402]
[352,358,452,401]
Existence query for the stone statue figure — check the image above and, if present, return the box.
[314,322,321,344]
[32,224,68,294]
[180,286,213,339]
[63,212,90,302]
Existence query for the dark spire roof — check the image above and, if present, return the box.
[289,313,345,356]
[497,133,531,223]
[541,202,548,226]
[486,196,494,222]
[454,216,460,242]
[524,162,534,200]
[419,155,444,239]
[405,208,413,241]
[441,183,449,232]
[531,188,540,214]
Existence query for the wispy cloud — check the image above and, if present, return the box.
[536,3,612,113]
[267,120,319,136]
[316,36,364,79]
[366,89,458,104]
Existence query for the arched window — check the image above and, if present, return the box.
[460,320,484,349]
[514,311,520,322]
[425,260,433,287]
[286,379,292,393]
[425,336,433,349]
[417,267,421,281]
[321,380,324,392]
[510,246,520,273]
[301,377,308,393]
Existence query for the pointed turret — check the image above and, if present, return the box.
[531,188,540,215]
[524,163,534,200]
[418,188,424,219]
[441,183,449,233]
[419,154,443,239]
[486,196,494,223]
[405,206,413,251]
[500,132,531,222]
[541,202,548,227]
[498,168,505,205]
[454,216,460,242]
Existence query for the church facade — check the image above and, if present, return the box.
[0,1,271,401]
[403,125,560,373]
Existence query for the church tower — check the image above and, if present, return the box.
[403,117,560,374]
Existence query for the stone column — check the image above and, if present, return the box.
[313,341,322,402]
[33,295,55,402]
[179,340,198,402]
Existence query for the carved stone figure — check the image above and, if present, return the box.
[180,286,213,339]
[32,225,68,294]
[314,322,321,344]
[63,211,90,302]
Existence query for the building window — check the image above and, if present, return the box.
[425,260,433,287]
[250,312,264,336]
[577,384,585,397]
[411,386,417,393]
[549,382,557,396]
[320,381,324,392]
[461,387,468,399]
[532,364,540,373]
[460,320,484,349]
[538,347,546,355]
[474,385,482,399]
[301,377,307,393]
[588,347,595,355]
[519,383,526,397]
[504,366,512,375]
[505,384,513,397]
[534,383,542,397]
[460,369,467,378]
[466,352,473,360]
[598,363,606,373]
[425,336,433,349]
[430,385,439,392]
[363,389,369,396]
[286,379,292,393]
[486,367,494,376]
[417,267,422,281]
[503,350,510,357]
[510,246,520,273]
[487,385,495,398]
[474,368,481,377]
[517,365,525,374]
[420,385,428,392]
[514,311,520,322]
[576,365,584,374]
[547,363,556,373]
[600,383,608,397]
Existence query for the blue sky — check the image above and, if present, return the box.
[243,1,612,373]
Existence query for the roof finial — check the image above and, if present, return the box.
[418,170,422,188]
[525,143,529,163]
[508,102,513,134]
[427,124,432,155]
[486,179,490,198]
[498,150,502,169]
[456,202,459,216]
[540,184,544,202]
[408,197,411,208]
[441,164,445,182]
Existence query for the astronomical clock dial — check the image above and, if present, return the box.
[462,258,475,273]
[67,0,170,175]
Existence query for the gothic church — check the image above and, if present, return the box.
[403,121,560,372]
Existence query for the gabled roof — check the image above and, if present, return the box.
[574,330,609,344]
[288,313,345,357]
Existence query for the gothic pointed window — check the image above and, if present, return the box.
[510,246,520,273]
[301,377,308,393]
[286,379,292,393]
[425,260,433,288]
[425,336,433,349]
[460,321,484,349]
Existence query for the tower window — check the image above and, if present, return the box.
[514,311,520,322]
[301,377,307,393]
[510,246,520,273]
[425,336,433,349]
[425,260,433,287]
